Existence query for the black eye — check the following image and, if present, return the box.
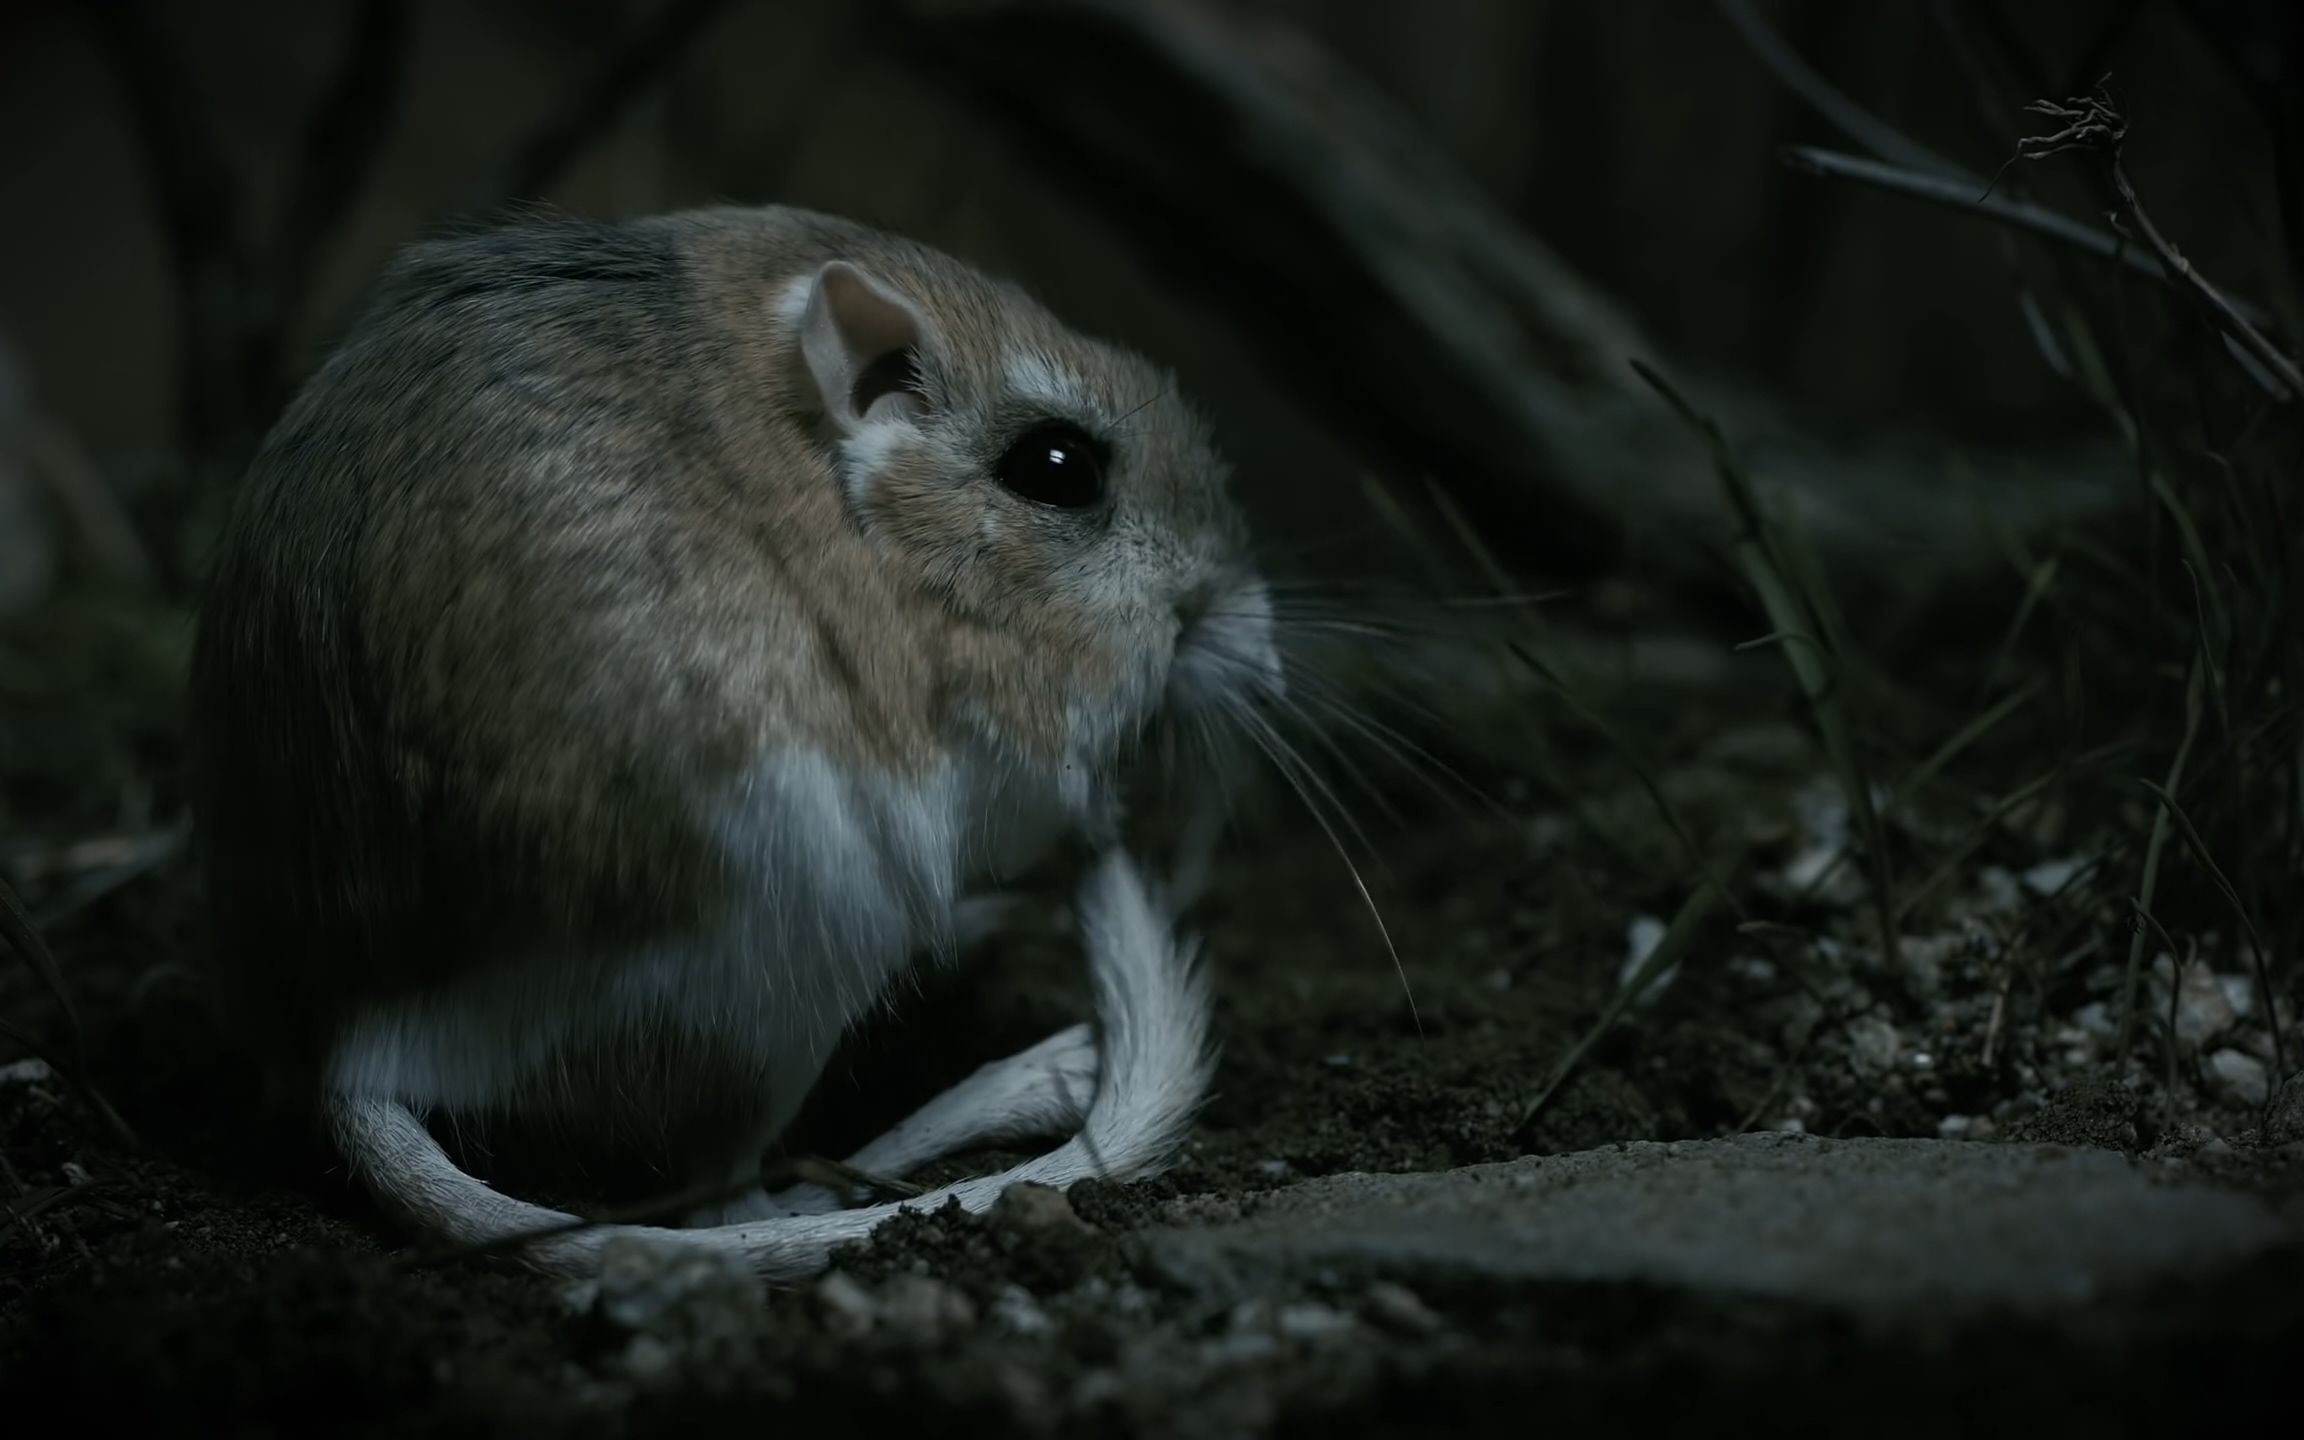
[995,423,1106,509]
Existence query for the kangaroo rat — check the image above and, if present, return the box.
[189,204,1281,1280]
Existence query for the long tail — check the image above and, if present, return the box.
[327,847,1214,1282]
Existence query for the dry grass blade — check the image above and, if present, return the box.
[0,1015,139,1152]
[1780,147,2280,331]
[0,874,139,1151]
[0,1184,76,1246]
[1789,677,2045,909]
[781,1154,927,1203]
[1975,553,2062,708]
[1505,640,1709,885]
[1890,739,2137,931]
[2130,903,2192,1119]
[2118,663,2204,1054]
[2013,78,2302,400]
[1,874,84,1040]
[1629,360,1898,963]
[2137,776,2289,1077]
[1901,679,2045,816]
[1515,874,1731,1133]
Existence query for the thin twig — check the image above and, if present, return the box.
[2015,79,2302,401]
[901,0,2131,615]
[1516,875,1733,1133]
[1730,0,2286,362]
[1632,359,1899,965]
[2109,158,2304,399]
[2119,663,2204,1054]
[1781,146,2278,332]
[779,1153,926,1202]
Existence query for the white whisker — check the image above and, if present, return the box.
[1219,692,1422,1035]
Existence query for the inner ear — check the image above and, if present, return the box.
[851,347,922,422]
[798,260,928,430]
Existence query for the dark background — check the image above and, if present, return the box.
[1,0,2290,595]
[2,2,2300,1433]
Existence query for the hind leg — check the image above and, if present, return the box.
[764,1022,1099,1216]
[328,848,1207,1282]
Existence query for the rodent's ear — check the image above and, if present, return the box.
[797,261,927,432]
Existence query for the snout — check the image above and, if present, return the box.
[1171,574,1284,710]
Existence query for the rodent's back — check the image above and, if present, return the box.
[189,213,861,1074]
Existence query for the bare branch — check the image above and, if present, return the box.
[899,0,2129,614]
[1780,146,2279,334]
[1721,0,2286,351]
[2012,80,2302,402]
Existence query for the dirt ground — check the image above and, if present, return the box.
[2,602,2299,1436]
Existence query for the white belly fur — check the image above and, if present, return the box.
[322,745,1075,1162]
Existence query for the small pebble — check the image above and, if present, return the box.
[558,1278,603,1316]
[2167,959,2240,1048]
[1108,1281,1154,1317]
[991,1181,1086,1234]
[1274,1302,1355,1342]
[1976,866,2023,913]
[591,1235,760,1346]
[2020,856,2089,896]
[1363,1280,1443,1335]
[616,1334,678,1385]
[991,1284,1053,1337]
[2267,1072,2304,1146]
[877,1274,976,1342]
[2207,1049,2271,1107]
[1204,1329,1281,1366]
[814,1272,878,1336]
[2219,972,2256,1019]
[1896,934,1961,997]
[0,1056,55,1086]
[1846,1016,1902,1075]
[1619,914,1676,1005]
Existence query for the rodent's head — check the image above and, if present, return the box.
[773,236,1280,787]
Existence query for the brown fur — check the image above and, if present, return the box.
[189,204,1253,1118]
